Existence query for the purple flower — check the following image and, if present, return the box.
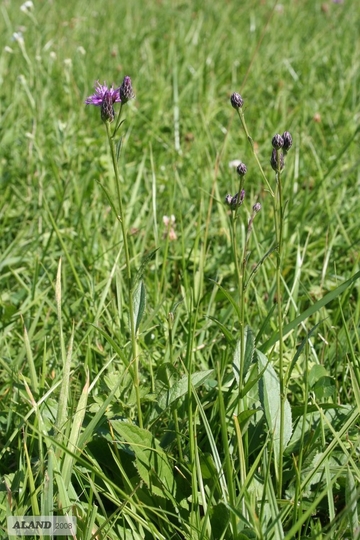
[85,81,121,107]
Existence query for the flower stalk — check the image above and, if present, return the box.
[85,78,142,427]
[270,132,292,496]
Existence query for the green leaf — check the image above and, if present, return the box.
[210,502,230,539]
[260,269,360,353]
[207,315,235,343]
[110,421,175,497]
[309,365,328,387]
[133,279,146,333]
[233,326,255,384]
[313,376,335,400]
[149,370,214,423]
[257,349,292,460]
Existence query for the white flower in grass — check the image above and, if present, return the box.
[20,1,34,12]
[163,215,175,227]
[163,215,177,241]
[12,32,24,45]
[228,159,242,169]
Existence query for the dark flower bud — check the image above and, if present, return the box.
[119,76,135,104]
[231,189,245,207]
[270,149,284,172]
[230,92,244,109]
[236,162,247,176]
[225,194,233,206]
[272,134,284,149]
[225,190,245,209]
[253,202,261,213]
[101,92,115,123]
[282,131,293,152]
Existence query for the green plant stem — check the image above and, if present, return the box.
[230,176,246,409]
[168,314,184,462]
[236,109,274,197]
[105,119,143,429]
[274,149,284,496]
[217,363,238,537]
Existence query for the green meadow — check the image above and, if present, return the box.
[1,0,360,538]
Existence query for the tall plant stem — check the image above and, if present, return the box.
[274,149,284,495]
[229,176,246,409]
[105,119,143,429]
[236,109,275,198]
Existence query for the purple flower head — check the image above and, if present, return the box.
[85,81,121,107]
[119,76,135,104]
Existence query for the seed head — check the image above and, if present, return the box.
[270,149,284,172]
[272,134,284,149]
[230,92,244,109]
[236,162,247,176]
[282,131,293,152]
[119,76,135,104]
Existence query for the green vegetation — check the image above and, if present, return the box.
[1,0,359,538]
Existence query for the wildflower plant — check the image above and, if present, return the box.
[85,77,144,426]
[228,91,294,502]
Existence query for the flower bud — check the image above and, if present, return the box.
[101,92,115,123]
[272,134,284,149]
[119,76,135,103]
[231,190,245,207]
[253,202,261,213]
[270,149,284,172]
[236,162,247,176]
[230,92,244,109]
[225,190,245,209]
[282,131,293,152]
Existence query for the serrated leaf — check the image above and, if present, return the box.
[257,349,292,460]
[133,279,146,333]
[110,421,175,497]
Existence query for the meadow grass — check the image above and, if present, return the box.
[0,0,360,538]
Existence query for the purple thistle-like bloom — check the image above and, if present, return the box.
[85,81,121,107]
